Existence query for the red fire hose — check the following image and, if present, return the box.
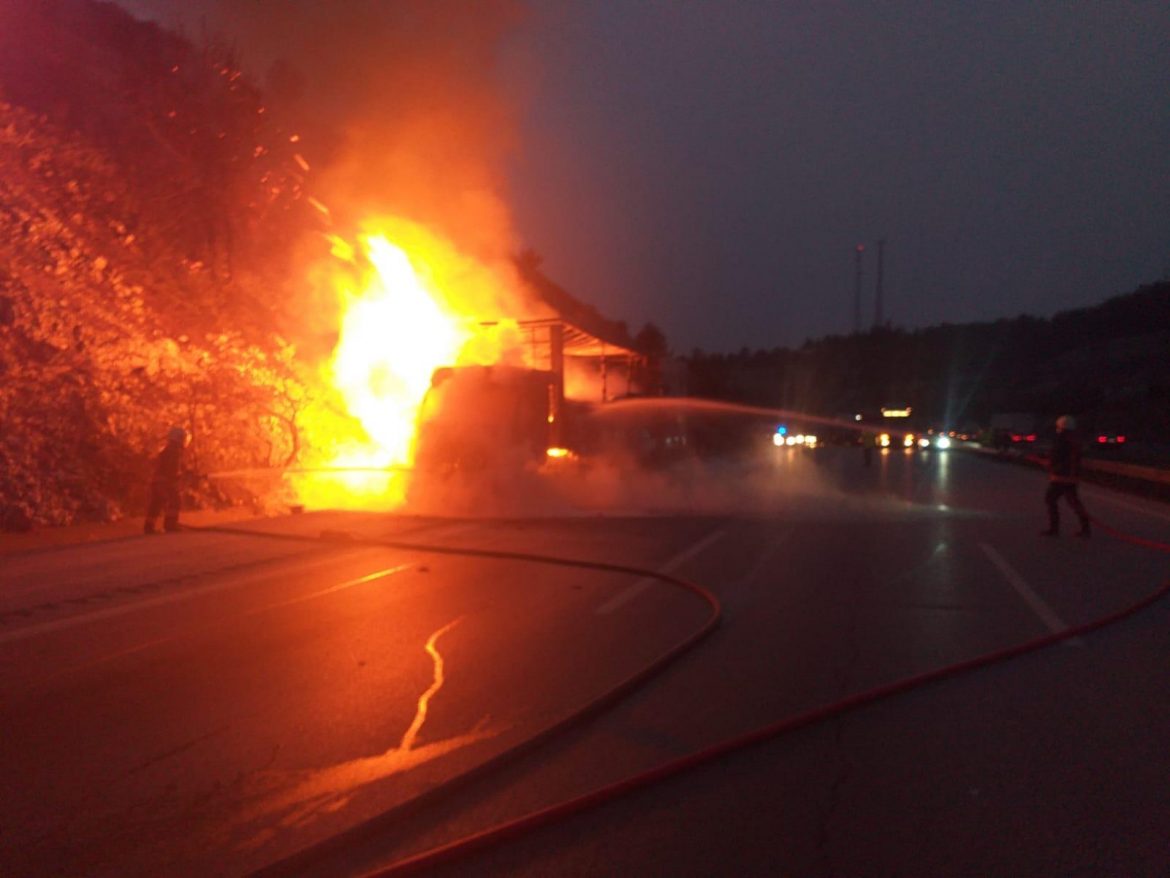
[222,514,1170,877]
[356,518,1170,877]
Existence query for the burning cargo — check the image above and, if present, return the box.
[411,319,680,475]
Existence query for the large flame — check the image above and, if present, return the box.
[290,218,526,509]
[332,235,470,466]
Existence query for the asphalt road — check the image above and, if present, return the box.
[2,446,1168,877]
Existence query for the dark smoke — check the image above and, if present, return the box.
[120,0,529,258]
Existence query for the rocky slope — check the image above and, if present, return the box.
[0,1,317,529]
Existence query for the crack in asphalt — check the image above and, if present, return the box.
[228,617,503,852]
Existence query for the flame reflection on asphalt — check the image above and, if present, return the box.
[235,616,501,849]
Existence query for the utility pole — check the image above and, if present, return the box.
[853,244,865,333]
[873,238,885,329]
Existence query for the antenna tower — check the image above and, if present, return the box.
[853,244,864,333]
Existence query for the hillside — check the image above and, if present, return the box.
[0,1,320,530]
[4,2,1162,531]
[0,1,649,531]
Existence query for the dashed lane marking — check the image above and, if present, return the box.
[713,526,796,613]
[978,542,1082,646]
[246,563,414,615]
[595,527,728,615]
[0,549,390,646]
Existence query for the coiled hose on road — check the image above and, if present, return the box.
[199,514,1170,877]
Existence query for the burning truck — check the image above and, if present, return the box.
[290,225,681,511]
[412,319,685,476]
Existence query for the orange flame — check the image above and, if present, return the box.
[332,234,471,466]
[290,217,528,509]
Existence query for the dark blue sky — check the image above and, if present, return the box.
[503,2,1170,351]
[120,1,1170,352]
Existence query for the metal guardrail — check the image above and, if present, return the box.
[1082,457,1170,486]
[965,443,1170,492]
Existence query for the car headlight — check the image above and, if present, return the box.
[935,435,951,449]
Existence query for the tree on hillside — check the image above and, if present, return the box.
[0,3,325,528]
[631,322,668,395]
[682,281,1170,436]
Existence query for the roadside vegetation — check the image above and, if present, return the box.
[2,0,1165,531]
[0,0,320,529]
[687,282,1170,444]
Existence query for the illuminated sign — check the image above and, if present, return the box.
[881,407,912,418]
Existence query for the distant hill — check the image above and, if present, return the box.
[687,281,1170,439]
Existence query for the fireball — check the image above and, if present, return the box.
[290,217,526,509]
[332,235,470,466]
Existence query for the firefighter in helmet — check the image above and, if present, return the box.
[145,426,187,534]
[1041,415,1091,538]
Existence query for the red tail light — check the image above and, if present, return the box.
[1097,436,1107,443]
[1117,436,1126,443]
[1026,434,1036,442]
[1011,434,1021,442]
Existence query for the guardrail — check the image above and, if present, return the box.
[1081,457,1170,486]
[964,443,1170,501]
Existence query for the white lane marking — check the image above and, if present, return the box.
[709,527,794,613]
[0,550,389,646]
[734,527,794,587]
[595,527,728,615]
[978,542,1081,645]
[246,563,413,615]
[23,562,414,684]
[1081,488,1170,525]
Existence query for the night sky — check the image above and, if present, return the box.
[119,1,1170,352]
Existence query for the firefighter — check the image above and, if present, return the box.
[145,426,187,534]
[1041,414,1090,538]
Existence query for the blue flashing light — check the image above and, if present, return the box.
[776,425,788,435]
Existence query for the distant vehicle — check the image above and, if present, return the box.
[989,412,1039,451]
[772,424,819,449]
[916,429,952,451]
[834,409,951,452]
[872,405,929,452]
[1093,431,1127,446]
[1085,429,1130,459]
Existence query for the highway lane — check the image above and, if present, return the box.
[282,447,1170,878]
[2,446,1168,877]
[0,510,719,876]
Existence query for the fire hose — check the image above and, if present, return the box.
[211,513,1170,877]
[189,522,725,877]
